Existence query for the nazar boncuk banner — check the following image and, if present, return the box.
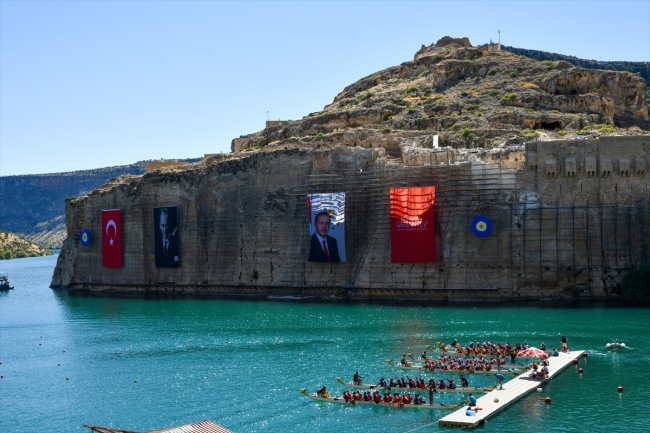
[390,187,437,263]
[307,193,346,263]
[102,209,122,268]
[154,206,179,268]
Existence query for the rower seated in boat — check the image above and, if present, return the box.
[378,378,387,387]
[401,355,408,365]
[317,386,330,398]
[438,379,446,389]
[448,379,456,390]
[460,375,469,388]
[353,371,363,385]
[373,391,382,403]
[408,377,416,388]
[343,390,351,401]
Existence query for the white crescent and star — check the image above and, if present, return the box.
[106,220,117,246]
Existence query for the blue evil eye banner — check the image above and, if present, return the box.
[471,215,493,238]
[80,229,91,246]
[306,193,346,263]
[154,206,179,268]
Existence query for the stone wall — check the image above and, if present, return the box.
[52,138,650,301]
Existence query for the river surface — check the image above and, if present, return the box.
[1,254,649,433]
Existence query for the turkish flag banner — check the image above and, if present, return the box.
[102,209,122,268]
[390,187,437,263]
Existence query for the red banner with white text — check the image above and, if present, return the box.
[102,209,122,268]
[390,187,436,263]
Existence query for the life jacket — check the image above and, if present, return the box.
[449,382,456,389]
[439,381,446,389]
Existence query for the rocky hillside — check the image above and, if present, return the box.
[236,37,649,153]
[0,159,198,248]
[502,45,650,91]
[0,231,53,259]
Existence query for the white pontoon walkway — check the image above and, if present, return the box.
[438,350,586,428]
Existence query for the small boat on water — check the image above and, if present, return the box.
[335,377,493,393]
[0,272,14,291]
[386,359,525,375]
[300,389,462,410]
[606,340,626,349]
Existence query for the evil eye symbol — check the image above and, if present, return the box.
[471,216,492,238]
[80,229,91,246]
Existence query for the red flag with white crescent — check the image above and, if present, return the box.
[102,209,122,268]
[390,187,437,263]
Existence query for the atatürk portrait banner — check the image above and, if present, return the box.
[390,187,437,263]
[307,193,346,263]
[154,206,179,268]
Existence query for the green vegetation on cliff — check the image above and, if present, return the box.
[0,231,53,259]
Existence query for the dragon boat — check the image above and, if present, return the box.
[299,389,463,410]
[335,377,493,393]
[386,359,525,375]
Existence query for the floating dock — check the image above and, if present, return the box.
[438,350,586,428]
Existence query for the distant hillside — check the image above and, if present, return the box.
[0,230,53,259]
[0,159,200,248]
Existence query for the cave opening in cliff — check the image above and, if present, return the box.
[541,121,562,130]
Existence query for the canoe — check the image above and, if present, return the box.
[300,389,463,410]
[386,360,525,375]
[335,377,493,393]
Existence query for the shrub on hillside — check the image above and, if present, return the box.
[500,93,518,104]
[487,68,497,76]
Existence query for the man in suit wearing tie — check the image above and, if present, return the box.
[308,211,341,263]
[155,206,179,267]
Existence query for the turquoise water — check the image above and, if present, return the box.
[1,255,649,433]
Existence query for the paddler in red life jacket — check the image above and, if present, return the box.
[373,391,382,403]
[393,393,402,404]
[438,379,446,389]
[354,391,362,401]
[383,393,392,403]
[399,378,406,388]
[364,392,372,401]
[404,393,412,404]
[343,390,352,402]
[408,377,416,388]
[448,379,456,389]
[418,379,426,389]
[428,378,436,390]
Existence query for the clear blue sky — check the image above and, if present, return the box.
[1,0,649,176]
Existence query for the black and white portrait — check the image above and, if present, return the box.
[154,206,179,268]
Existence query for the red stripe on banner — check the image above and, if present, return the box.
[390,187,436,263]
[102,209,122,268]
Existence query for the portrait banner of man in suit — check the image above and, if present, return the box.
[307,193,346,263]
[154,206,179,268]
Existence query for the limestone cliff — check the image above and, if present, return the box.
[51,38,650,302]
